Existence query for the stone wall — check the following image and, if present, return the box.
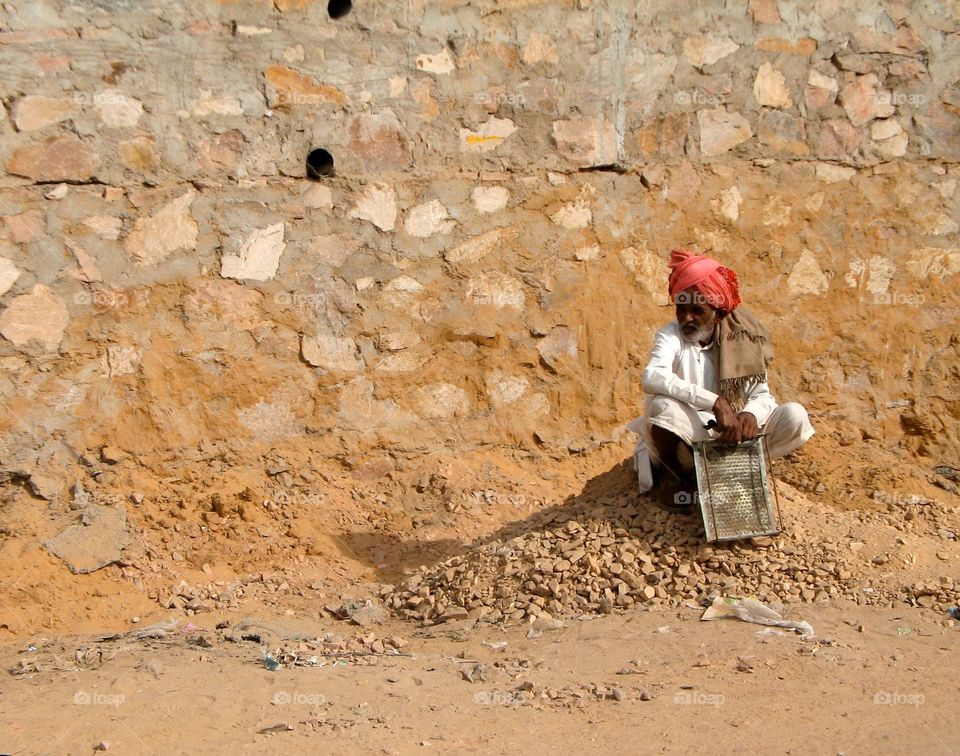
[1,0,958,497]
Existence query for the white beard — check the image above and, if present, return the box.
[681,322,715,344]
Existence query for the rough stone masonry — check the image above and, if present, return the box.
[0,0,958,499]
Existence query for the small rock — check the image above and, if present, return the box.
[100,446,127,464]
[44,183,69,200]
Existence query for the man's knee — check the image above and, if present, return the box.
[648,394,683,423]
[765,401,814,458]
[773,402,810,433]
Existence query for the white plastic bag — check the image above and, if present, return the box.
[700,597,814,637]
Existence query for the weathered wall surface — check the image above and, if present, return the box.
[1,0,958,498]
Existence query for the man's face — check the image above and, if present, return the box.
[675,288,718,344]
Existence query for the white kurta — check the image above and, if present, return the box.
[629,321,814,493]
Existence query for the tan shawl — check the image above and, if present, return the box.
[716,307,773,411]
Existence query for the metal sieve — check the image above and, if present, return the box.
[693,436,782,542]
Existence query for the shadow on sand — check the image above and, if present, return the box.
[338,458,707,583]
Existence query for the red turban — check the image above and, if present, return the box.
[667,248,741,312]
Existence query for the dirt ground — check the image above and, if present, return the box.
[1,429,958,755]
[2,602,957,755]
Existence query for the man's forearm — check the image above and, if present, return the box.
[642,367,719,410]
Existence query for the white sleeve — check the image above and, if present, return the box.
[641,328,719,411]
[741,379,777,426]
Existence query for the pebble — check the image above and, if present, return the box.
[385,496,959,625]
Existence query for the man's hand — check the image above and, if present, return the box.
[711,398,759,444]
[736,411,759,442]
[712,396,739,434]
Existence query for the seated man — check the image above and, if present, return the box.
[629,248,814,513]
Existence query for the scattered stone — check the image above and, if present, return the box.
[839,74,895,126]
[415,48,455,75]
[302,334,364,372]
[95,89,143,128]
[471,185,510,214]
[328,598,387,627]
[6,136,99,181]
[3,210,45,244]
[749,0,780,23]
[100,446,127,464]
[683,34,739,69]
[9,95,77,131]
[550,202,592,229]
[0,257,20,296]
[83,215,122,240]
[713,186,743,222]
[537,326,578,368]
[753,63,793,108]
[522,32,560,65]
[347,110,412,172]
[264,64,347,107]
[192,90,244,117]
[44,183,69,200]
[350,183,397,232]
[818,119,859,157]
[446,227,518,265]
[404,200,455,238]
[413,383,471,419]
[466,272,525,310]
[461,663,486,683]
[552,117,619,166]
[697,108,753,157]
[460,117,517,153]
[123,191,198,266]
[221,223,286,281]
[45,504,130,574]
[805,70,838,109]
[815,163,856,183]
[0,283,68,349]
[119,137,159,171]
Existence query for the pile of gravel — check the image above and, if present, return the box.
[386,493,959,625]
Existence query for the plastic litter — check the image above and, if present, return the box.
[131,619,179,640]
[700,597,814,637]
[263,652,280,671]
[948,607,960,620]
